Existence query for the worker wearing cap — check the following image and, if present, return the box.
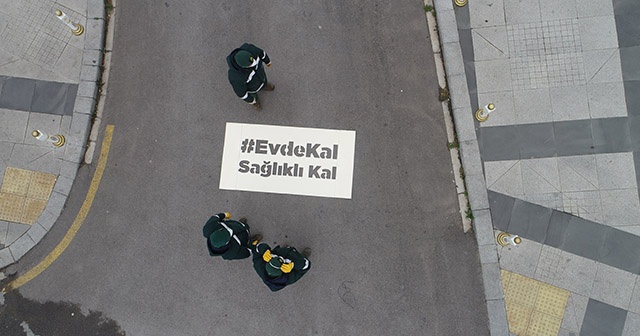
[252,242,311,291]
[226,43,274,111]
[203,212,261,260]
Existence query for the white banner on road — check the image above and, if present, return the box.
[220,122,356,199]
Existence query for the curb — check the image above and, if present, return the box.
[0,0,108,270]
[428,0,510,335]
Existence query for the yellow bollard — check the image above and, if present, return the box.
[55,10,84,36]
[454,0,468,7]
[32,130,65,147]
[475,103,495,122]
[497,232,522,247]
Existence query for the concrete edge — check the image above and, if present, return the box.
[0,0,109,270]
[430,0,510,335]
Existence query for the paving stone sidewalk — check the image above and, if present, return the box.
[0,0,105,268]
[434,0,640,335]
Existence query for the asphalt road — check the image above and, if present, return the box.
[3,1,489,335]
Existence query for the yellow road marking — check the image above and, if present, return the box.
[3,125,115,292]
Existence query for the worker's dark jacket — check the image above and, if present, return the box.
[252,243,311,291]
[203,213,251,260]
[226,43,271,103]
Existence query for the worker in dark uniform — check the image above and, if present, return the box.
[202,212,261,260]
[226,43,274,111]
[252,242,311,291]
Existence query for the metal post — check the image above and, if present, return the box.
[497,232,522,246]
[32,130,66,147]
[475,103,495,122]
[55,10,84,36]
[454,0,468,7]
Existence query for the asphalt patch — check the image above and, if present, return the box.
[0,290,125,336]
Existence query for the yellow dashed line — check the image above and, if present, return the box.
[3,125,115,292]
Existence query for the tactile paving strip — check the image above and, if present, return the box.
[0,192,26,223]
[27,171,57,200]
[22,198,47,224]
[1,168,32,196]
[0,167,57,225]
[502,270,569,336]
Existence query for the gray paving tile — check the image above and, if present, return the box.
[629,118,640,150]
[623,312,640,336]
[550,85,590,122]
[592,263,637,309]
[0,221,8,248]
[472,26,508,61]
[521,157,561,195]
[539,0,577,20]
[5,223,30,246]
[479,126,520,161]
[583,49,623,84]
[580,299,627,336]
[561,292,589,333]
[553,250,598,296]
[558,155,599,192]
[615,14,640,48]
[0,77,35,111]
[454,5,470,30]
[630,277,640,314]
[563,216,609,261]
[554,119,594,157]
[599,228,640,274]
[63,84,78,116]
[488,191,514,231]
[498,238,541,278]
[475,59,512,93]
[504,0,541,24]
[545,210,571,248]
[579,15,619,51]
[624,81,640,116]
[592,117,631,153]
[596,152,637,190]
[469,0,505,28]
[518,123,556,159]
[635,151,640,193]
[508,199,552,241]
[0,109,29,143]
[477,91,515,127]
[588,82,629,119]
[600,189,640,227]
[30,81,69,115]
[621,46,640,81]
[513,88,553,124]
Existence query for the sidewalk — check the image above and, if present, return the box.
[435,0,640,335]
[0,0,105,268]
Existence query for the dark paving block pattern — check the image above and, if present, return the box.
[490,191,640,275]
[545,210,571,248]
[518,123,556,158]
[580,299,627,336]
[562,216,610,261]
[0,76,77,115]
[620,46,640,81]
[31,81,69,115]
[615,14,640,48]
[554,119,595,156]
[591,117,631,153]
[600,227,640,274]
[488,191,514,231]
[624,80,640,116]
[478,126,520,161]
[0,77,35,111]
